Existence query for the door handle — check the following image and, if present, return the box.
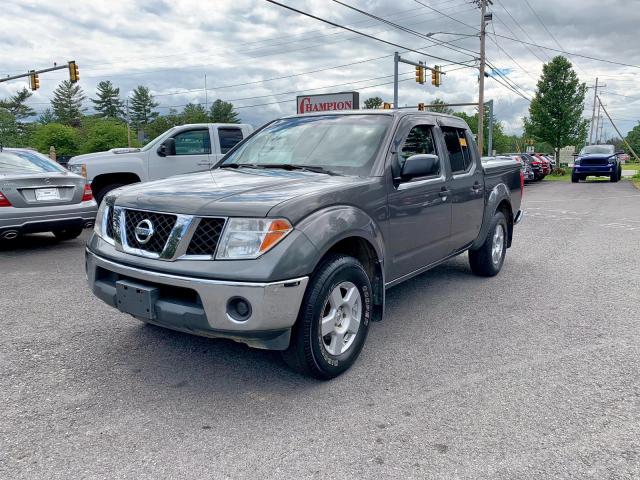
[438,189,449,198]
[472,182,482,191]
[197,161,212,166]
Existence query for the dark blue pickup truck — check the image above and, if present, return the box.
[572,144,623,183]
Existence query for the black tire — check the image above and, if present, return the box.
[610,172,618,183]
[469,211,508,277]
[281,254,372,380]
[571,171,579,183]
[52,227,84,241]
[95,183,125,205]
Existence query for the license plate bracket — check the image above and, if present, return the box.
[115,280,159,320]
[35,188,60,201]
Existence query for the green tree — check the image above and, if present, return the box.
[523,56,588,164]
[145,109,182,140]
[51,80,86,126]
[0,108,20,146]
[129,85,159,133]
[363,96,383,109]
[625,122,640,160]
[78,117,130,154]
[38,108,57,125]
[453,108,509,155]
[181,103,209,123]
[0,87,36,120]
[209,99,240,123]
[30,123,80,156]
[426,98,454,115]
[91,81,124,119]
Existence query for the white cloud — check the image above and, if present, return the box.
[1,0,638,135]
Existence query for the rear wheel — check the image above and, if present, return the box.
[95,183,125,205]
[52,227,84,241]
[469,211,508,277]
[281,254,372,379]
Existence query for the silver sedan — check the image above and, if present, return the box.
[0,148,97,241]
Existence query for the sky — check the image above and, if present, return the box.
[1,0,639,138]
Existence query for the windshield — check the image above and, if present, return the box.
[140,127,178,152]
[0,150,66,175]
[580,145,614,155]
[220,114,392,176]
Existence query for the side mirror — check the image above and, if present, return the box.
[401,154,439,179]
[157,138,176,157]
[615,150,624,155]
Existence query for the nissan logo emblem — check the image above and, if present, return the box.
[134,219,154,244]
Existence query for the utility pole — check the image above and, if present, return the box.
[487,99,494,156]
[393,52,399,108]
[595,100,602,144]
[125,99,132,148]
[588,77,598,144]
[477,0,489,156]
[204,74,208,111]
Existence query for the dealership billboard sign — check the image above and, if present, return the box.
[296,91,359,114]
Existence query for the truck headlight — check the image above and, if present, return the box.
[93,200,109,240]
[216,218,292,260]
[68,163,86,177]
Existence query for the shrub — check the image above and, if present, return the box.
[552,167,567,176]
[30,123,80,156]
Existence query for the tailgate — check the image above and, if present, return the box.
[0,173,86,208]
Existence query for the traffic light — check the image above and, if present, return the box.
[417,102,425,111]
[432,65,441,87]
[68,61,80,83]
[415,64,425,84]
[29,71,40,91]
[382,102,392,109]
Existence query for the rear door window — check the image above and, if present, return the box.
[218,128,244,154]
[441,127,472,173]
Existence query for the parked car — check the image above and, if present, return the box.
[85,110,523,379]
[507,153,543,180]
[532,153,552,175]
[0,147,97,241]
[572,144,623,183]
[67,123,254,204]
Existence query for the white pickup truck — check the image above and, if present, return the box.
[67,123,254,203]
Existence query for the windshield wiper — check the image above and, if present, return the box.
[219,163,264,169]
[254,164,341,176]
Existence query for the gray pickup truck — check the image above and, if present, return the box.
[86,110,523,379]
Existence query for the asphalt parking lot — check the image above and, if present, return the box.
[2,180,639,479]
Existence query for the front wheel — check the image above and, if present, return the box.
[610,171,619,183]
[281,254,372,379]
[52,227,84,241]
[571,171,579,183]
[469,211,508,277]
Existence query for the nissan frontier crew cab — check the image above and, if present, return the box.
[67,123,254,204]
[85,110,523,379]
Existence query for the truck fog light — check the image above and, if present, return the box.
[227,297,252,322]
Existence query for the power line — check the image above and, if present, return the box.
[492,0,550,62]
[412,0,478,33]
[492,32,640,69]
[264,0,473,68]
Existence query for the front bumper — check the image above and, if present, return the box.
[0,200,97,235]
[85,248,309,350]
[573,165,615,175]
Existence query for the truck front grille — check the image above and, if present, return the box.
[123,210,177,254]
[106,206,115,239]
[581,158,608,166]
[186,218,226,256]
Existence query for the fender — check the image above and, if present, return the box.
[470,182,512,251]
[295,205,386,321]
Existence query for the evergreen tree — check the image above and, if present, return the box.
[209,99,240,123]
[523,56,588,163]
[0,87,36,120]
[91,81,124,119]
[38,108,57,125]
[51,80,86,126]
[129,85,159,132]
[181,103,209,123]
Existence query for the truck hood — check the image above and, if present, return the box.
[68,149,142,164]
[113,168,372,218]
[577,153,615,160]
